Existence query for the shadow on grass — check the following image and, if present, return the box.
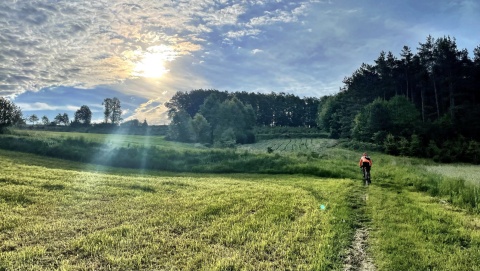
[126,184,156,193]
[1,193,34,206]
[42,184,65,191]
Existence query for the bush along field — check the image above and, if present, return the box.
[1,131,480,270]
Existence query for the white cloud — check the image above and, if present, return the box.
[17,102,79,112]
[125,97,168,125]
[251,49,264,54]
[225,29,262,39]
[0,0,316,99]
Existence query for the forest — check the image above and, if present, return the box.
[166,35,480,163]
[319,35,480,163]
[165,90,319,146]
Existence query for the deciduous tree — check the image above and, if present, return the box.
[0,97,23,132]
[54,113,69,126]
[41,115,49,125]
[28,114,39,125]
[103,98,122,125]
[74,105,92,125]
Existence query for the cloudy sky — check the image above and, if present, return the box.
[1,0,479,124]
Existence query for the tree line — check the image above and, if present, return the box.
[317,35,480,163]
[165,90,320,146]
[1,97,127,129]
[165,89,319,128]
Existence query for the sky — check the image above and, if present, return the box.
[1,0,479,125]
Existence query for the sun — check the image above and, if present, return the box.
[132,45,177,78]
[133,54,168,78]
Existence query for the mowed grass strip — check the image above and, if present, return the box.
[0,150,360,270]
[367,185,480,271]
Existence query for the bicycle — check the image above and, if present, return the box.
[361,166,371,186]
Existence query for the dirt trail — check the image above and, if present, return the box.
[343,193,376,271]
[343,227,376,271]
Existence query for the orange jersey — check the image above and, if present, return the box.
[359,156,372,167]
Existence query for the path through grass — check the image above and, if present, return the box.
[366,153,480,271]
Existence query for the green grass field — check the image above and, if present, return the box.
[0,149,359,270]
[424,164,480,185]
[11,130,197,150]
[1,131,480,270]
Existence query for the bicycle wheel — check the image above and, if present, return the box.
[363,168,369,186]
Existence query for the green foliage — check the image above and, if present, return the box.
[0,133,345,177]
[74,105,92,125]
[465,140,480,164]
[372,153,480,213]
[214,127,236,148]
[54,113,69,126]
[426,139,440,160]
[0,97,23,133]
[254,126,328,140]
[317,94,363,139]
[397,136,409,156]
[423,137,480,164]
[408,134,423,156]
[170,95,256,146]
[41,115,49,125]
[28,114,39,125]
[383,133,398,155]
[387,96,421,136]
[167,110,194,142]
[352,98,389,141]
[316,95,333,131]
[321,35,480,163]
[352,96,421,143]
[102,97,122,124]
[217,96,255,144]
[191,113,211,143]
[166,89,319,127]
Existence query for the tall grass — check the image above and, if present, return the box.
[371,153,480,213]
[368,186,480,270]
[425,164,480,185]
[0,133,361,179]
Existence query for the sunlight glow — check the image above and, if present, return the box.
[133,45,177,78]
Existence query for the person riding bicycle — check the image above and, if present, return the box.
[359,152,372,183]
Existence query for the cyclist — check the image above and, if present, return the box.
[359,152,372,184]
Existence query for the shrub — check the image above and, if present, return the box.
[409,134,423,157]
[383,133,398,155]
[398,137,409,156]
[426,140,440,161]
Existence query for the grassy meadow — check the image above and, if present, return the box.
[10,130,193,150]
[424,164,480,185]
[1,130,480,270]
[0,149,360,270]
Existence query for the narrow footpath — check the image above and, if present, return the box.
[343,190,376,271]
